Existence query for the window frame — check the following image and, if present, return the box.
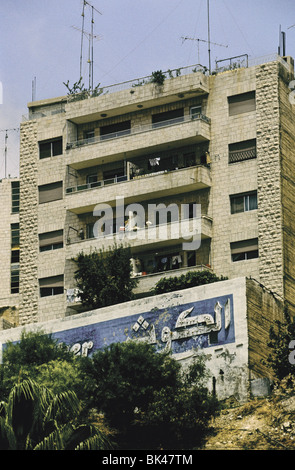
[230,191,258,214]
[39,137,63,159]
[230,238,259,262]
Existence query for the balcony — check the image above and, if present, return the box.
[65,114,211,170]
[65,65,209,125]
[66,216,212,258]
[133,264,213,296]
[65,164,211,214]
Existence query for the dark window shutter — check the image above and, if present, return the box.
[39,182,63,204]
[228,91,256,116]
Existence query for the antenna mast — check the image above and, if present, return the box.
[0,128,19,178]
[207,0,211,74]
[77,1,102,90]
[182,0,228,73]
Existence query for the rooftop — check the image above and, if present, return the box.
[23,53,293,122]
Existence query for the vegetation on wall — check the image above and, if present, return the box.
[63,77,103,101]
[152,270,228,295]
[150,70,166,86]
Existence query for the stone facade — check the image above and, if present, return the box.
[0,178,19,328]
[18,56,295,324]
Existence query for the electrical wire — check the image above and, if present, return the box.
[100,0,186,81]
[221,0,255,56]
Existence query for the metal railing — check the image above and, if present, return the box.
[66,64,208,103]
[66,175,128,194]
[229,147,256,164]
[65,163,209,195]
[66,113,210,150]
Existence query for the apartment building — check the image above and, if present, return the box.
[0,178,20,328]
[19,54,295,326]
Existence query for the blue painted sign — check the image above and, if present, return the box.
[50,294,235,357]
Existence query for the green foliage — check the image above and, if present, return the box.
[0,379,112,450]
[265,308,295,380]
[63,77,103,101]
[79,342,218,449]
[150,70,166,86]
[73,244,138,310]
[0,330,76,400]
[152,270,228,295]
[79,342,180,428]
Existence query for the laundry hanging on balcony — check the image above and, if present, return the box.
[149,157,160,166]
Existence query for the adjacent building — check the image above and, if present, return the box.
[0,178,20,328]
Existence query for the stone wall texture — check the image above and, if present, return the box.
[19,120,39,325]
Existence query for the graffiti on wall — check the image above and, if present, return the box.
[51,294,235,357]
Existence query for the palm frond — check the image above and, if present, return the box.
[44,390,80,424]
[74,432,113,450]
[33,428,64,450]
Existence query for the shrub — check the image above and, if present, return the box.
[152,270,228,295]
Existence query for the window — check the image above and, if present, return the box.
[230,191,257,214]
[39,137,63,159]
[86,174,101,189]
[100,121,131,140]
[228,91,256,116]
[190,106,202,119]
[39,230,63,252]
[11,264,19,294]
[86,223,95,239]
[11,181,20,213]
[39,275,64,297]
[152,108,184,128]
[103,166,125,184]
[11,223,20,293]
[229,139,256,164]
[39,181,63,204]
[231,238,259,262]
[11,223,20,249]
[84,130,95,142]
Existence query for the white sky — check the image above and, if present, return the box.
[0,0,295,178]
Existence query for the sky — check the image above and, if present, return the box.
[0,0,295,179]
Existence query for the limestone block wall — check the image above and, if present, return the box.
[19,121,39,325]
[208,66,259,281]
[256,62,284,298]
[246,278,284,380]
[277,65,295,314]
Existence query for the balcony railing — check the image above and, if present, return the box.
[66,216,212,247]
[66,175,128,194]
[66,113,211,150]
[65,163,209,195]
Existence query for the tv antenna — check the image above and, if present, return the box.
[181,36,228,66]
[74,1,102,91]
[182,0,227,73]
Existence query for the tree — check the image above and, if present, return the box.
[137,356,219,450]
[79,341,218,450]
[73,244,138,310]
[0,379,112,450]
[0,330,77,401]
